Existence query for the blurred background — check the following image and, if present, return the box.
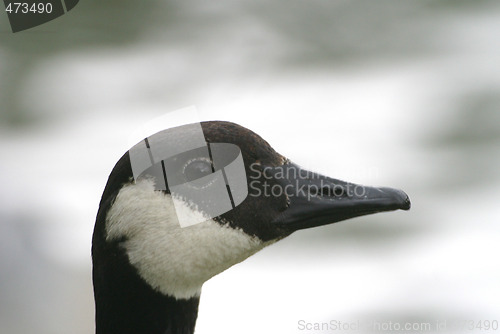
[1,1,499,333]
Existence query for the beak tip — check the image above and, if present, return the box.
[377,187,411,211]
[402,196,411,210]
[393,188,411,211]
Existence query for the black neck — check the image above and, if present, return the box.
[92,235,200,334]
[92,153,200,334]
[94,287,199,334]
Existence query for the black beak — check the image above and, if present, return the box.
[268,163,410,232]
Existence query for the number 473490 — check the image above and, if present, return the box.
[5,2,53,14]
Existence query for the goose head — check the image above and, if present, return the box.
[92,121,410,334]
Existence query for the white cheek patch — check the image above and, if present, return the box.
[106,179,273,300]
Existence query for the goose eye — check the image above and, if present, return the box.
[183,159,213,181]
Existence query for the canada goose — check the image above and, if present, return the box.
[92,121,410,334]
